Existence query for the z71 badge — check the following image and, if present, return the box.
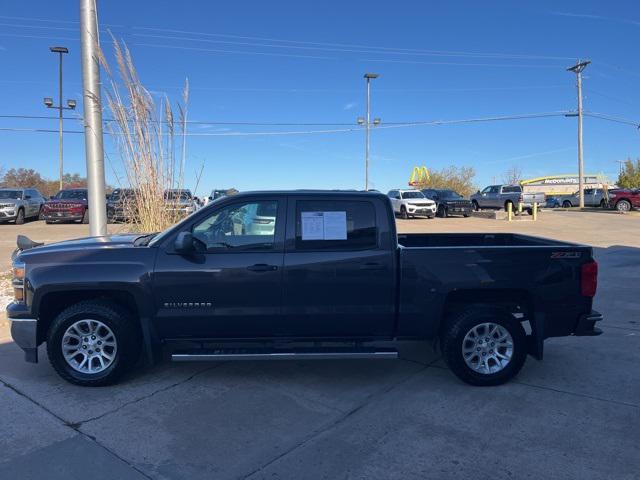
[550,252,582,259]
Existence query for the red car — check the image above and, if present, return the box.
[42,188,89,224]
[608,189,640,212]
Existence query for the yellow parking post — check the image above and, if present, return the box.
[533,202,538,221]
[507,202,513,221]
[517,202,523,215]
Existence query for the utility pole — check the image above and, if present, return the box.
[80,0,107,236]
[359,73,379,191]
[44,47,76,191]
[567,60,590,208]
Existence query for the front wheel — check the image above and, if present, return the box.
[400,206,409,219]
[15,208,25,225]
[616,200,631,212]
[472,201,480,212]
[562,200,572,208]
[81,209,89,224]
[441,306,527,386]
[46,301,141,386]
[437,205,447,218]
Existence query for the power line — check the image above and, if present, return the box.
[585,112,640,127]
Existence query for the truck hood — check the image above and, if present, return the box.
[16,234,141,259]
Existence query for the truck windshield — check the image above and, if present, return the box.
[402,191,425,199]
[0,190,22,200]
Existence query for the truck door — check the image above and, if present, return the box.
[152,198,286,338]
[478,186,496,208]
[282,197,396,337]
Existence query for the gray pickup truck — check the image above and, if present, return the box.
[470,185,545,215]
[0,188,46,224]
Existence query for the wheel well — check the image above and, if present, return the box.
[36,290,140,343]
[616,198,630,205]
[442,289,534,328]
[504,200,513,208]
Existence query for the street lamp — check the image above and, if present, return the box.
[360,73,380,191]
[44,46,76,191]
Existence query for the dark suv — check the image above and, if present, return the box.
[107,188,138,223]
[422,189,473,218]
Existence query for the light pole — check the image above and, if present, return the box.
[45,46,76,191]
[360,73,379,191]
[567,60,590,209]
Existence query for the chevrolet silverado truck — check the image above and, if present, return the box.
[8,190,602,387]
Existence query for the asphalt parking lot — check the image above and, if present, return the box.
[0,211,639,479]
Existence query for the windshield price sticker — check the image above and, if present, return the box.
[301,211,347,240]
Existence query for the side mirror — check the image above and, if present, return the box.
[174,231,195,254]
[476,190,480,194]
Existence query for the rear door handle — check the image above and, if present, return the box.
[359,262,385,271]
[247,264,278,272]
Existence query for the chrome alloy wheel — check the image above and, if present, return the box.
[61,319,118,374]
[462,322,513,374]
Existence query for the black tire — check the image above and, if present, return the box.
[441,306,527,386]
[616,199,631,212]
[400,206,409,220]
[562,200,572,208]
[526,208,533,216]
[37,206,44,221]
[463,214,470,218]
[46,300,141,387]
[15,208,25,225]
[427,215,434,219]
[437,205,447,218]
[45,220,53,225]
[472,200,480,212]
[81,209,89,224]
[599,200,606,209]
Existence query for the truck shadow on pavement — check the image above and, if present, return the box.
[0,244,638,480]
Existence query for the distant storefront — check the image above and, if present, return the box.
[520,174,613,195]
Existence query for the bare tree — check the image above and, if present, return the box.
[502,166,523,185]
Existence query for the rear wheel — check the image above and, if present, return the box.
[46,301,141,386]
[400,206,409,219]
[15,208,25,225]
[562,200,572,208]
[616,200,631,212]
[599,199,607,209]
[441,306,527,386]
[38,206,44,221]
[437,205,447,218]
[504,201,513,213]
[472,200,480,212]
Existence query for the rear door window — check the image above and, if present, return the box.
[295,200,377,251]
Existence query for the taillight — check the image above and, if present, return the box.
[581,261,598,297]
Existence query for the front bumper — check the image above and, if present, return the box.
[407,205,436,215]
[0,209,17,221]
[9,317,38,363]
[574,310,603,336]
[43,211,83,221]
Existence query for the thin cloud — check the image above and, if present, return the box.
[343,102,356,111]
[552,11,640,27]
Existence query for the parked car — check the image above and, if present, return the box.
[164,189,197,218]
[0,188,46,224]
[9,190,601,387]
[387,189,436,219]
[421,189,473,218]
[608,188,640,212]
[470,185,545,215]
[107,188,138,223]
[555,188,607,208]
[42,189,89,224]
[544,196,561,209]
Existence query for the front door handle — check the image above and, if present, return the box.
[359,262,385,271]
[247,264,278,272]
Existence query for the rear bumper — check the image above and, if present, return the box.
[574,310,603,336]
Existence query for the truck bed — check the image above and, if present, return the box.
[397,232,574,248]
[395,232,593,341]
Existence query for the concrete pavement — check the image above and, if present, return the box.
[0,212,638,479]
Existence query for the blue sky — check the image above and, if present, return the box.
[0,0,638,196]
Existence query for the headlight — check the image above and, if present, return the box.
[12,261,25,303]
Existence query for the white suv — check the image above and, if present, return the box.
[387,189,436,219]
